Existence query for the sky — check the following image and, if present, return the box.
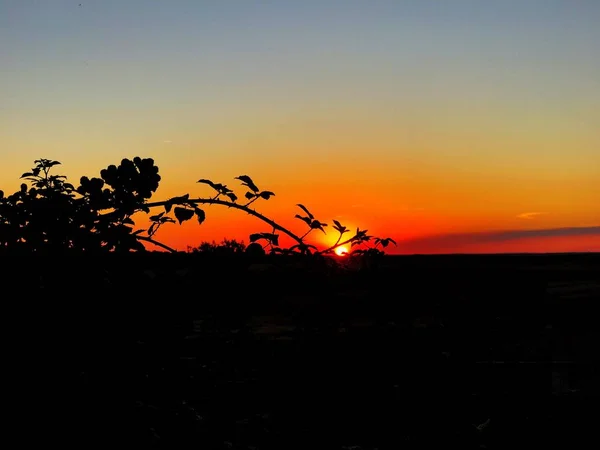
[1,0,598,254]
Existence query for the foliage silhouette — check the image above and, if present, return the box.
[0,158,397,258]
[188,238,246,255]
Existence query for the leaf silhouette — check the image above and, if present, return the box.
[310,220,327,233]
[149,212,165,222]
[355,228,371,241]
[198,179,233,195]
[249,232,279,246]
[197,179,217,188]
[377,237,397,248]
[245,192,255,200]
[194,207,206,225]
[332,219,348,233]
[164,202,172,213]
[174,207,194,224]
[294,214,311,226]
[212,183,230,194]
[168,193,190,204]
[226,192,238,202]
[296,204,314,220]
[235,175,259,193]
[259,191,275,200]
[264,233,279,246]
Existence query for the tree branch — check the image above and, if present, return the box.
[142,198,305,245]
[136,235,177,253]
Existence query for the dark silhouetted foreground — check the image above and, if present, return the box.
[3,252,599,448]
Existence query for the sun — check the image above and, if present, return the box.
[335,246,349,256]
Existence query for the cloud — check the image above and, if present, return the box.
[475,226,600,242]
[516,212,547,219]
[163,140,172,144]
[397,226,600,253]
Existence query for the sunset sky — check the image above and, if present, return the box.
[1,0,598,253]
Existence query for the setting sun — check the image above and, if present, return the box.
[335,246,349,256]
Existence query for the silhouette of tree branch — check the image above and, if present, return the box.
[2,157,396,259]
[143,198,305,246]
[136,235,177,253]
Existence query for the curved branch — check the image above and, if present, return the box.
[136,235,177,253]
[143,198,305,245]
[316,234,359,256]
[328,232,345,253]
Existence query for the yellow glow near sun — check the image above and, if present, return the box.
[335,246,349,256]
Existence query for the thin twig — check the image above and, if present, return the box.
[136,235,177,253]
[317,234,358,255]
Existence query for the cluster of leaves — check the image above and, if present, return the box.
[0,158,397,259]
[0,158,159,253]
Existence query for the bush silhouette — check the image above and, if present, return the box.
[190,238,247,255]
[245,242,266,257]
[0,157,396,258]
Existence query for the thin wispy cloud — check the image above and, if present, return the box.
[516,212,547,219]
[163,140,172,144]
[477,226,600,242]
[398,226,600,253]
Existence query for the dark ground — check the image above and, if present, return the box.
[4,252,600,448]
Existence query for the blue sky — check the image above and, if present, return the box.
[3,0,598,117]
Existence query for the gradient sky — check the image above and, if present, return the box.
[1,0,599,253]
